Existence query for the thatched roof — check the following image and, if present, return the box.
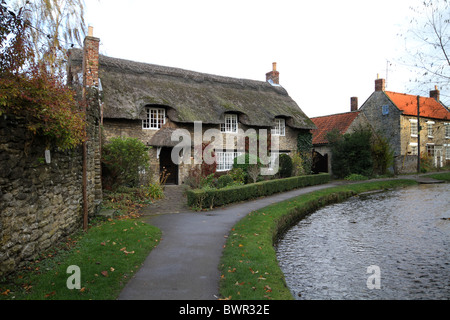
[149,128,188,147]
[68,49,315,130]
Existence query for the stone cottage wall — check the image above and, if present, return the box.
[0,90,102,276]
[102,116,302,185]
[359,91,402,157]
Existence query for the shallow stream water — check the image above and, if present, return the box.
[275,184,450,300]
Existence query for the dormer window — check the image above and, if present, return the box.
[271,118,285,136]
[143,107,165,130]
[220,114,238,133]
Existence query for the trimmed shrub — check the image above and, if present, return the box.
[217,174,234,189]
[102,137,150,190]
[186,173,331,210]
[279,153,293,178]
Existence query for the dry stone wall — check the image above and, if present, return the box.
[0,90,102,276]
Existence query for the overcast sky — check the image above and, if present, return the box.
[83,0,423,118]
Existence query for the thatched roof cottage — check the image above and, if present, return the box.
[68,28,315,185]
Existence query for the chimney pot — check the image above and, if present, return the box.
[430,85,440,101]
[266,62,280,85]
[351,97,358,111]
[83,27,100,88]
[375,78,385,92]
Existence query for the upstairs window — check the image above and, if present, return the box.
[382,105,389,115]
[220,114,238,133]
[410,119,418,137]
[427,121,434,138]
[445,123,450,139]
[143,107,165,130]
[271,118,286,136]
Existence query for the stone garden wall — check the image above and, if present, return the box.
[0,91,102,276]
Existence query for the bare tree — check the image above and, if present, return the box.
[402,0,450,102]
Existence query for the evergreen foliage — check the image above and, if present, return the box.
[101,137,150,190]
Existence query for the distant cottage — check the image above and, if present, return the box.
[311,105,368,174]
[311,77,450,174]
[359,78,450,173]
[67,28,315,184]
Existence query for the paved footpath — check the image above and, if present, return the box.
[117,174,447,300]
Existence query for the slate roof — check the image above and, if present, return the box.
[311,111,360,145]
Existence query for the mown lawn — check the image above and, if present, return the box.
[218,179,419,300]
[0,218,161,300]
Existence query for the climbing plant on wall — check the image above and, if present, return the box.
[297,131,313,174]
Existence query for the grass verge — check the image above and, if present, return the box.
[426,172,450,181]
[0,218,161,300]
[218,179,419,300]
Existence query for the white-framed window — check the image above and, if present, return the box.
[410,142,418,155]
[382,105,389,115]
[216,150,242,171]
[427,121,435,138]
[220,114,238,133]
[410,119,418,137]
[445,123,450,139]
[427,143,435,157]
[143,107,165,130]
[445,144,450,160]
[271,118,286,136]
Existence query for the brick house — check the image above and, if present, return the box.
[310,98,369,174]
[359,78,450,173]
[67,29,315,185]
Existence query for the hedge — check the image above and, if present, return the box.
[186,173,331,210]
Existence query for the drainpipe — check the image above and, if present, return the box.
[417,96,421,174]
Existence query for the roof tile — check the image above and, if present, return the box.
[311,111,360,145]
[385,91,449,120]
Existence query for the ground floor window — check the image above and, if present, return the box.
[216,151,242,171]
[427,144,435,157]
[410,143,418,155]
[445,145,450,160]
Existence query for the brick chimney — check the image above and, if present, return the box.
[375,78,385,92]
[266,62,280,85]
[83,26,100,88]
[430,85,440,101]
[351,97,358,111]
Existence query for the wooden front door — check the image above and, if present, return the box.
[159,147,178,185]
